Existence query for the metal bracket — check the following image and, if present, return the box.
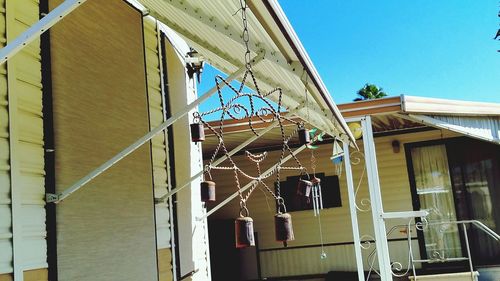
[381,210,429,220]
[154,197,165,204]
[45,193,60,203]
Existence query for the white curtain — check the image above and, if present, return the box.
[411,144,462,259]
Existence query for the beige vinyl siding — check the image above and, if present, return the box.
[144,17,174,281]
[49,0,157,280]
[1,0,47,277]
[0,0,11,274]
[208,129,459,277]
[144,16,171,250]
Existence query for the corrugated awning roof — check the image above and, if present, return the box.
[132,0,354,144]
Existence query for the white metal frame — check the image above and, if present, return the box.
[343,141,365,281]
[360,115,393,281]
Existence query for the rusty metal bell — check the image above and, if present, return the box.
[296,179,312,198]
[275,212,294,247]
[190,123,205,143]
[235,216,255,248]
[298,127,310,145]
[311,177,321,185]
[200,181,215,202]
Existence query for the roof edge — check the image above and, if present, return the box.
[402,95,500,116]
[260,0,355,144]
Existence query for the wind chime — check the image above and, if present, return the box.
[309,144,327,259]
[189,0,312,248]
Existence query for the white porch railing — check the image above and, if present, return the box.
[365,220,500,281]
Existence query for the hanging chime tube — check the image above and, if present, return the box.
[312,183,318,216]
[312,177,322,213]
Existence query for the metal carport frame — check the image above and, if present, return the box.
[0,0,358,280]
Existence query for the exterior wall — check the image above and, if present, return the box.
[0,2,209,281]
[158,248,174,281]
[208,128,460,278]
[161,30,210,280]
[48,0,157,280]
[144,17,174,281]
[0,0,11,275]
[1,0,47,280]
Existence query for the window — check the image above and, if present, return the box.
[275,173,341,212]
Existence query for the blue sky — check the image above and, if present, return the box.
[199,1,499,109]
[280,0,499,104]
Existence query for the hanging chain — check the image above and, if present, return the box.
[310,149,317,178]
[239,0,252,70]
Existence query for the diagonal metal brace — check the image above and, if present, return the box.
[0,0,87,65]
[46,53,265,204]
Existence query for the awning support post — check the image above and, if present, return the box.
[343,141,365,281]
[0,0,87,65]
[155,106,301,203]
[360,116,393,281]
[45,53,265,204]
[198,133,324,221]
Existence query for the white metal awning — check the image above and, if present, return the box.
[0,0,353,144]
[134,0,354,143]
[400,95,500,145]
[407,114,500,145]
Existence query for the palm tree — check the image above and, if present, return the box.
[354,83,387,101]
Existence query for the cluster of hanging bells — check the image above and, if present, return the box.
[190,123,314,249]
[235,202,295,248]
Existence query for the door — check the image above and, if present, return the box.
[407,143,462,261]
[447,139,500,265]
[406,138,500,267]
